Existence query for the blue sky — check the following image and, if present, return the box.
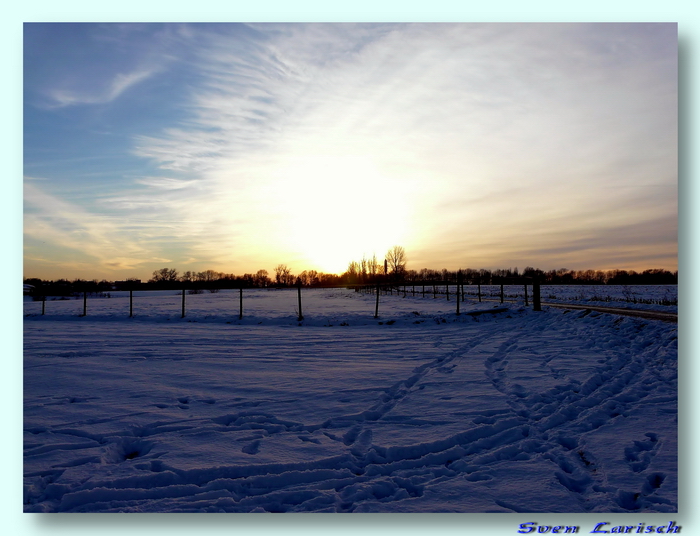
[23,23,678,280]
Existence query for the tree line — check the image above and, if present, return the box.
[340,248,677,286]
[469,267,678,286]
[23,245,677,297]
[23,267,343,296]
[344,246,408,285]
[351,265,677,286]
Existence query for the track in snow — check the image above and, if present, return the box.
[543,303,677,323]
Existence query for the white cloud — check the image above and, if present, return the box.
[48,68,157,108]
[23,181,170,272]
[134,177,200,190]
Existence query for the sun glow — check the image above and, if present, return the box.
[269,155,412,274]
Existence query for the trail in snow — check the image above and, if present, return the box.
[543,303,677,323]
[23,289,677,512]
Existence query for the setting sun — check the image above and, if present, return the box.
[267,155,412,273]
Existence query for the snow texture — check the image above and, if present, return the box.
[24,287,677,513]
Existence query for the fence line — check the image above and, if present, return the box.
[25,283,548,320]
[356,282,537,300]
[355,281,542,315]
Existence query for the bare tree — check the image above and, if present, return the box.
[368,254,380,278]
[306,270,319,286]
[150,267,179,283]
[254,269,270,287]
[196,269,220,282]
[274,264,292,286]
[346,261,360,284]
[180,271,196,283]
[284,268,295,286]
[386,246,407,280]
[359,256,368,282]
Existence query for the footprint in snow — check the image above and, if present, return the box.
[642,472,666,494]
[298,435,321,444]
[342,425,362,446]
[350,429,373,457]
[624,433,660,473]
[465,472,493,482]
[102,437,154,463]
[614,472,668,511]
[242,440,261,455]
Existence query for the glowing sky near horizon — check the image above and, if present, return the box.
[23,23,677,280]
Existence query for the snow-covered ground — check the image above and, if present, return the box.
[23,288,677,513]
[464,284,678,313]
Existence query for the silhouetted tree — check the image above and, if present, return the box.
[368,254,381,280]
[180,271,196,283]
[386,246,407,281]
[345,261,360,284]
[523,266,544,279]
[274,264,293,286]
[254,269,270,287]
[305,270,320,286]
[149,268,179,284]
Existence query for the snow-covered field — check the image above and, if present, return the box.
[463,284,678,313]
[23,288,677,513]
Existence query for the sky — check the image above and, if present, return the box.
[23,22,678,281]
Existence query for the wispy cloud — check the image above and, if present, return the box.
[24,181,172,272]
[134,177,200,190]
[47,68,157,108]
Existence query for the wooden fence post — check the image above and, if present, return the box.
[297,279,304,321]
[129,289,133,318]
[82,291,87,317]
[533,279,542,311]
[41,296,45,315]
[456,271,462,315]
[500,283,504,304]
[478,282,482,302]
[182,288,186,318]
[375,283,380,318]
[524,283,529,306]
[239,287,243,320]
[446,283,450,301]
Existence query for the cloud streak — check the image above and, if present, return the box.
[48,68,157,108]
[24,181,180,273]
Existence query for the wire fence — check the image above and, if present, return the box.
[24,281,677,322]
[24,281,548,321]
[361,280,542,317]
